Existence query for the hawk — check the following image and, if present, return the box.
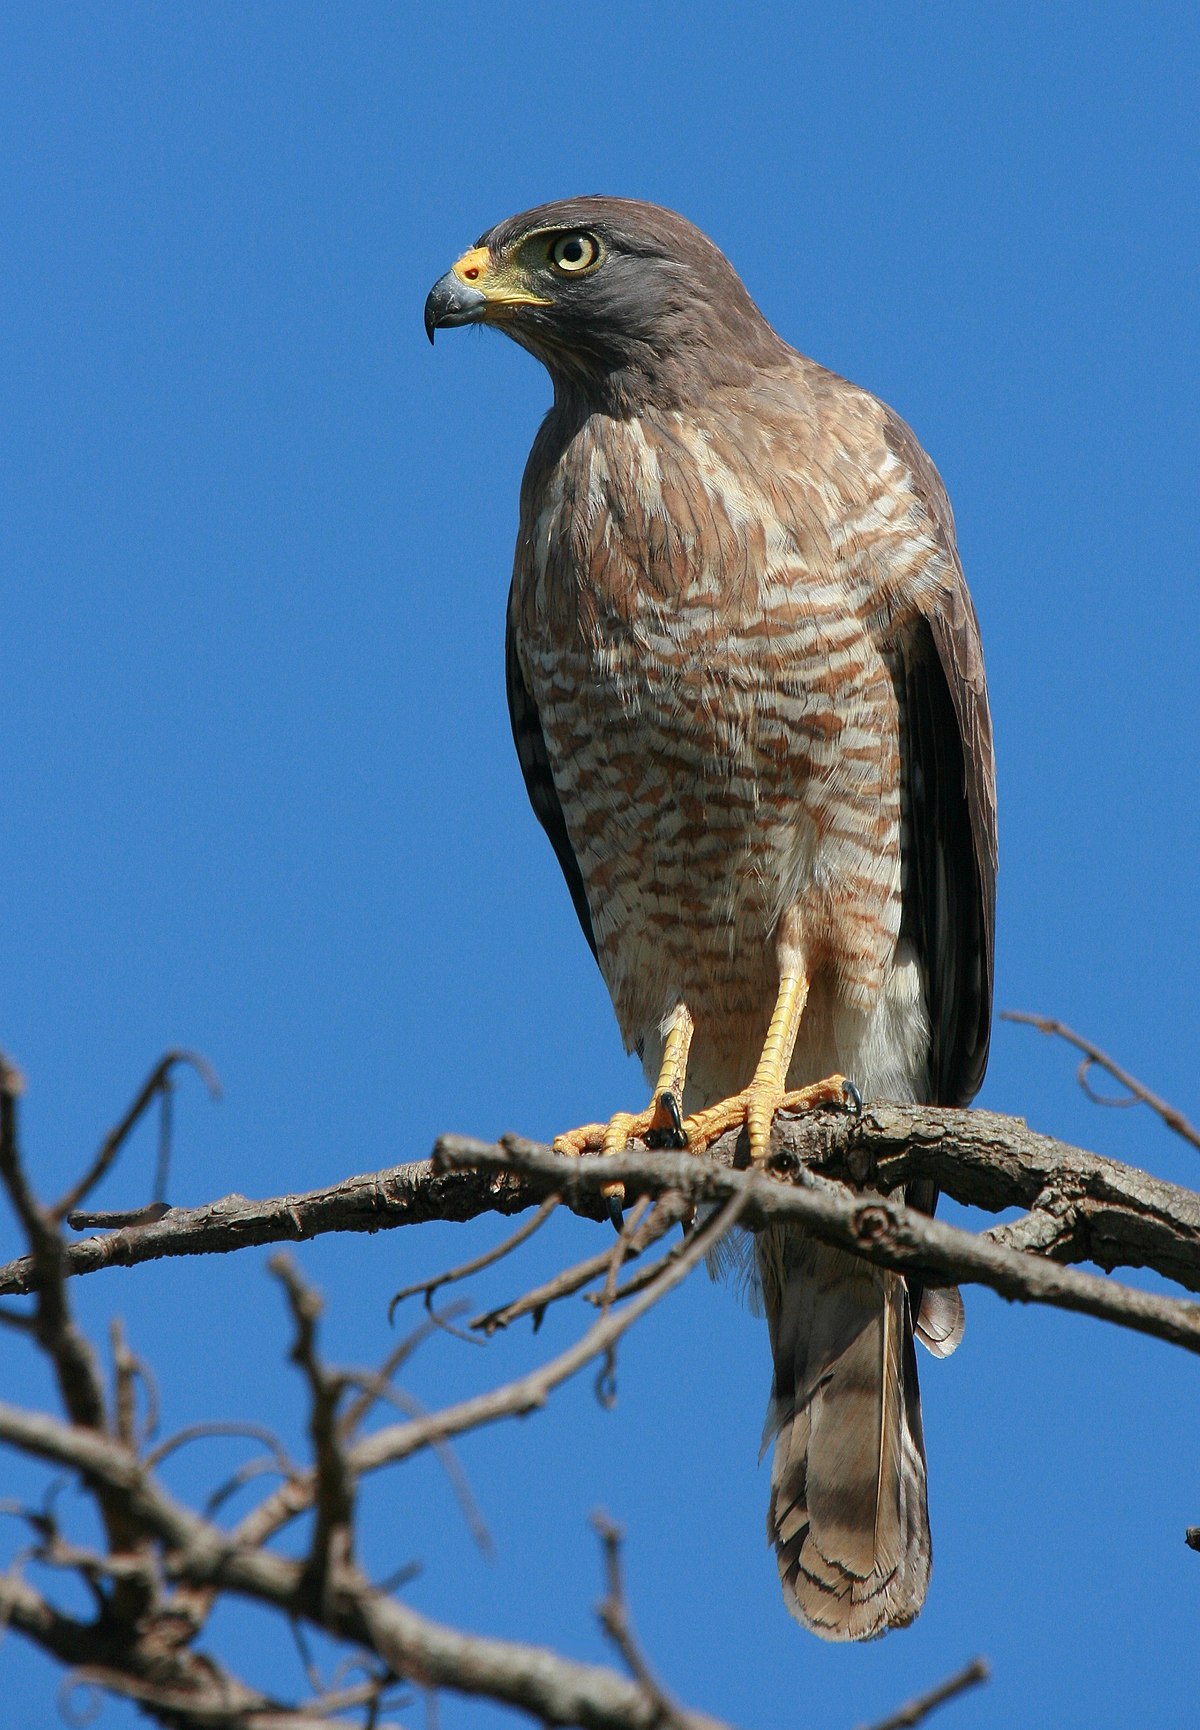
[425,198,996,1641]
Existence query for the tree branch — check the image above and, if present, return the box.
[591,1511,685,1727]
[444,1136,1200,1357]
[1,1106,1197,1321]
[234,1192,747,1551]
[52,1049,221,1225]
[0,1394,731,1730]
[1003,1011,1200,1151]
[856,1656,990,1730]
[4,1056,1196,1727]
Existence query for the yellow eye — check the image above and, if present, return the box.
[550,232,601,274]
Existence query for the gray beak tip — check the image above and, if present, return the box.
[424,269,489,344]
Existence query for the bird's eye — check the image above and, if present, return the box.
[550,232,602,274]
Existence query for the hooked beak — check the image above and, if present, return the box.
[424,269,489,344]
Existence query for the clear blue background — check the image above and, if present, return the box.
[2,4,1198,1726]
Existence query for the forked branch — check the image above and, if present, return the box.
[5,1023,1196,1727]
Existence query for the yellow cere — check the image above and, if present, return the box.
[451,246,491,287]
[448,239,553,309]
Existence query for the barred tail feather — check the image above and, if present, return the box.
[760,1228,931,1641]
[915,1283,965,1359]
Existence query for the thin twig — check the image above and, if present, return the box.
[419,1306,488,1350]
[373,1559,422,1594]
[349,1192,748,1480]
[587,1232,696,1307]
[270,1254,355,1601]
[205,1454,296,1519]
[289,1612,326,1698]
[152,1075,174,1208]
[145,1420,295,1477]
[388,1195,561,1320]
[230,1191,749,1556]
[470,1194,688,1335]
[341,1371,494,1560]
[592,1198,658,1409]
[1004,1011,1200,1150]
[0,1055,111,1474]
[338,1312,456,1443]
[53,1050,221,1224]
[597,1197,654,1315]
[856,1655,990,1730]
[109,1317,159,1450]
[592,1511,684,1728]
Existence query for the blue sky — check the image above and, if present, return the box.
[1,4,1198,1726]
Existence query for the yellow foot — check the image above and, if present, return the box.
[681,1073,855,1165]
[552,1090,686,1159]
[552,1094,687,1228]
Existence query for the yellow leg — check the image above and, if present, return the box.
[681,974,847,1165]
[553,1006,695,1160]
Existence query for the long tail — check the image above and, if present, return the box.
[759,1227,931,1641]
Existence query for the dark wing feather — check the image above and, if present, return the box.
[884,412,998,1108]
[504,597,598,962]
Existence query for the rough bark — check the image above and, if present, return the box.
[3,1053,1195,1730]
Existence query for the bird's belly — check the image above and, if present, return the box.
[526,632,910,1100]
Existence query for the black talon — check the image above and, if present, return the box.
[607,1193,626,1231]
[645,1090,687,1150]
[841,1078,864,1116]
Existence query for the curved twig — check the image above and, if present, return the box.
[54,1050,222,1225]
[144,1421,296,1477]
[470,1193,689,1336]
[856,1655,990,1730]
[388,1194,561,1320]
[1003,1011,1200,1151]
[341,1371,494,1559]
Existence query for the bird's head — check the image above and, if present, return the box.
[424,196,785,411]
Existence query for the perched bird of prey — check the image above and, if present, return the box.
[425,198,996,1641]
